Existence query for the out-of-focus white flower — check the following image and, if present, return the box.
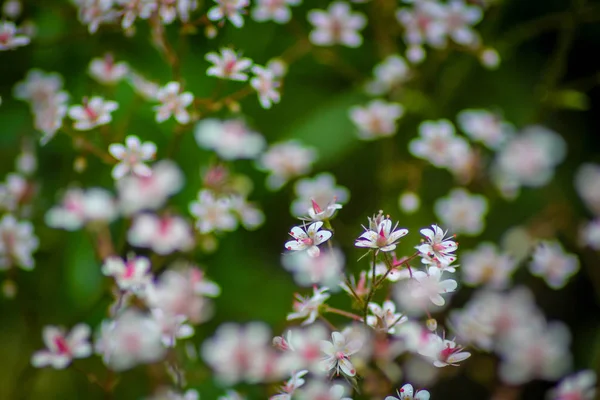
[128,214,194,255]
[156,0,198,24]
[270,370,308,400]
[355,216,409,252]
[2,0,22,19]
[307,1,367,48]
[201,322,280,384]
[207,0,249,28]
[575,163,600,216]
[74,0,118,33]
[349,100,405,140]
[366,55,411,95]
[321,331,362,377]
[461,243,517,289]
[479,47,500,69]
[229,195,265,230]
[385,383,430,400]
[250,65,281,109]
[257,141,317,190]
[0,173,28,212]
[399,191,420,214]
[548,370,596,400]
[580,219,600,250]
[31,324,92,369]
[0,214,38,271]
[285,221,332,258]
[367,300,407,334]
[434,188,488,236]
[147,388,200,400]
[411,267,458,307]
[295,381,352,400]
[46,187,118,230]
[397,1,447,52]
[206,48,253,81]
[442,0,482,46]
[282,248,345,288]
[108,135,156,179]
[252,0,301,24]
[96,309,166,371]
[291,173,349,218]
[68,96,118,131]
[194,118,265,160]
[529,241,579,289]
[88,53,129,85]
[14,69,63,104]
[287,286,330,325]
[116,0,156,29]
[151,308,195,347]
[0,21,30,50]
[218,390,246,400]
[418,333,471,367]
[154,82,194,124]
[409,119,463,168]
[457,109,512,149]
[276,325,328,373]
[189,189,238,234]
[102,255,152,293]
[267,58,288,78]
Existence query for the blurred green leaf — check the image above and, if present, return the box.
[66,233,103,308]
[548,89,590,111]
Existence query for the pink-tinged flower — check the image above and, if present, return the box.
[154,81,194,124]
[13,69,64,104]
[0,173,29,212]
[479,47,500,69]
[252,0,301,24]
[229,195,265,230]
[3,1,22,19]
[34,93,69,144]
[194,118,265,160]
[128,213,194,255]
[31,324,92,369]
[257,140,317,190]
[408,119,461,167]
[117,160,184,215]
[457,109,512,149]
[250,65,281,109]
[461,242,517,289]
[282,248,345,289]
[434,188,488,236]
[443,0,482,46]
[206,48,253,81]
[0,214,38,271]
[548,370,596,400]
[270,370,308,400]
[529,241,579,289]
[396,1,447,49]
[108,135,157,179]
[151,308,195,347]
[411,267,458,307]
[340,270,369,298]
[355,216,409,252]
[207,0,249,28]
[201,322,280,384]
[189,189,238,234]
[148,388,200,400]
[367,300,407,334]
[308,1,367,48]
[88,53,129,85]
[156,0,198,24]
[0,21,30,51]
[68,96,118,130]
[350,100,405,140]
[101,255,152,293]
[287,286,330,325]
[74,0,117,33]
[366,54,411,95]
[291,172,349,219]
[385,384,430,400]
[45,187,118,230]
[416,224,458,268]
[96,309,166,371]
[418,334,471,367]
[277,325,329,373]
[116,0,156,28]
[296,382,352,400]
[285,221,333,258]
[320,331,362,377]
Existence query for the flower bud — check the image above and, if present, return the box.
[426,318,437,332]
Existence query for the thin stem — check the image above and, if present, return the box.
[363,251,378,324]
[325,307,364,322]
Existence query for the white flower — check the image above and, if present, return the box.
[408,119,461,167]
[418,334,471,367]
[457,109,512,149]
[0,21,30,51]
[296,382,352,400]
[13,69,64,104]
[350,100,404,140]
[75,0,117,33]
[443,0,483,46]
[229,195,265,230]
[398,191,420,214]
[416,224,458,269]
[270,370,308,400]
[155,0,198,24]
[88,53,129,85]
[580,219,600,250]
[366,54,411,95]
[321,331,362,376]
[189,189,238,234]
[411,267,458,307]
[101,255,152,293]
[0,214,38,271]
[367,300,407,334]
[396,1,447,49]
[548,370,596,400]
[151,308,195,347]
[291,173,349,218]
[45,187,118,230]
[434,188,488,236]
[258,140,317,190]
[575,163,600,215]
[307,1,367,48]
[285,221,333,258]
[385,384,430,400]
[68,96,119,131]
[206,48,253,81]
[252,0,301,24]
[154,82,194,124]
[287,286,330,325]
[194,118,265,160]
[355,216,408,252]
[218,390,247,400]
[108,135,157,179]
[96,309,166,371]
[207,0,249,28]
[461,243,517,289]
[116,0,156,29]
[250,65,281,109]
[529,241,579,289]
[147,388,200,400]
[31,324,92,369]
[127,213,194,255]
[282,248,345,288]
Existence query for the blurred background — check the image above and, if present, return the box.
[1,0,600,398]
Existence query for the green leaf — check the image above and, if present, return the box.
[548,89,590,111]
